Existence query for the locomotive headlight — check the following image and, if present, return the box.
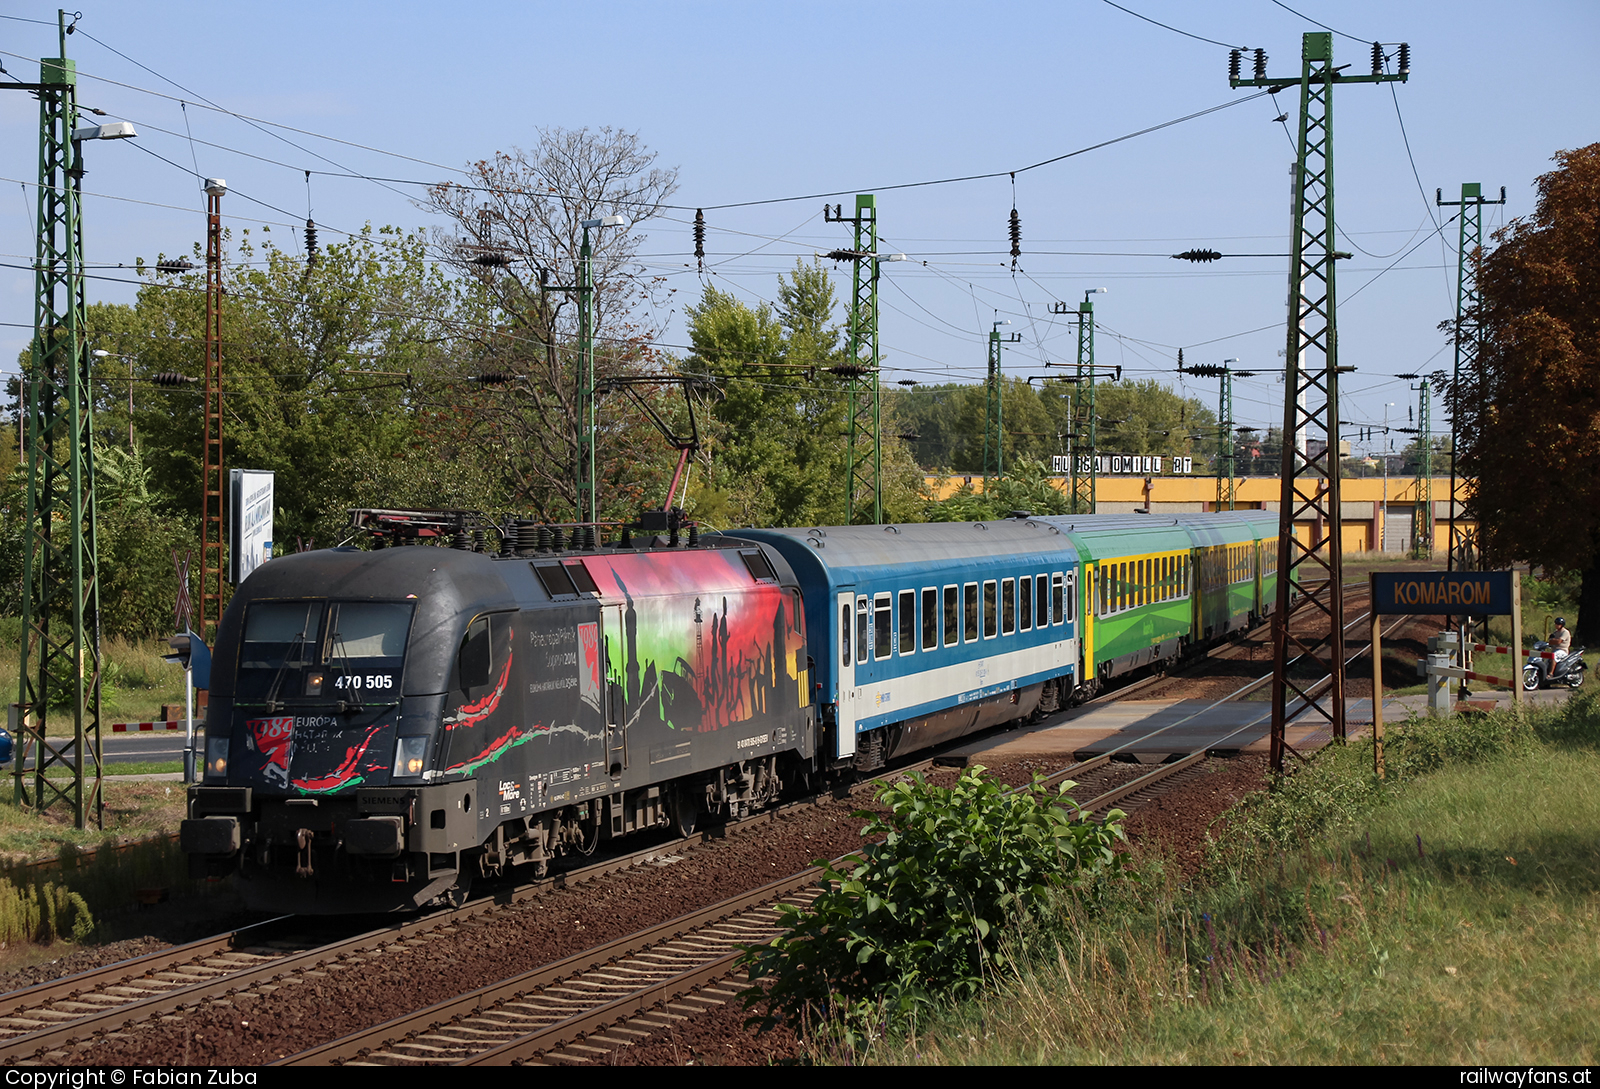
[304,672,325,697]
[205,735,229,781]
[394,736,428,778]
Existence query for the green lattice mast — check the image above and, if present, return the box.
[827,195,882,524]
[982,320,1020,487]
[9,12,104,828]
[1436,182,1504,572]
[1231,33,1409,772]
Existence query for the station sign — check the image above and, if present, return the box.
[1370,570,1513,616]
[1050,454,1195,475]
[229,469,275,584]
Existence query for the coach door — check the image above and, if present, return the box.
[599,604,627,777]
[834,590,858,759]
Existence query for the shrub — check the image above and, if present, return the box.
[740,767,1129,1041]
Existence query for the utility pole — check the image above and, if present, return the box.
[1231,33,1409,772]
[826,196,887,525]
[199,179,226,643]
[1413,377,1432,558]
[1437,183,1504,574]
[1054,289,1108,514]
[5,11,134,829]
[1181,357,1252,510]
[982,319,1020,487]
[544,215,626,526]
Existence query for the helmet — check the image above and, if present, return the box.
[1556,617,1567,626]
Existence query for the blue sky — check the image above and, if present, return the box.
[3,0,1595,454]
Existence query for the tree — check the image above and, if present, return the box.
[422,128,682,519]
[684,262,927,528]
[1449,145,1600,637]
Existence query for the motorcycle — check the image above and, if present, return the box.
[1522,641,1587,691]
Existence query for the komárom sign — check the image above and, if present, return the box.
[1370,571,1513,616]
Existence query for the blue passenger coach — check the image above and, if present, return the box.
[724,521,1080,770]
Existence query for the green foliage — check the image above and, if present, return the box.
[892,377,1215,474]
[740,767,1128,1041]
[684,263,931,528]
[924,458,1073,522]
[1207,708,1543,874]
[0,876,95,946]
[89,224,471,550]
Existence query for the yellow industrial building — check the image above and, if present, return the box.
[928,473,1468,556]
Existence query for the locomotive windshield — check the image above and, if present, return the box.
[237,600,414,701]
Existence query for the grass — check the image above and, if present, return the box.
[846,699,1600,1065]
[0,619,189,725]
[0,779,185,863]
[35,761,183,778]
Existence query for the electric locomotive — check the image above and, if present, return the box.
[182,524,815,913]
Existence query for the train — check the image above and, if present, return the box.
[181,507,1278,913]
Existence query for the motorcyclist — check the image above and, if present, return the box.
[1550,617,1572,664]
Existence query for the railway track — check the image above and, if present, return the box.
[270,760,1155,1068]
[0,579,1410,1066]
[0,826,785,1064]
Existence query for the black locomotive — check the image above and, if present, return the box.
[182,519,815,913]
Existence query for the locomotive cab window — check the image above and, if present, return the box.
[240,602,322,670]
[458,614,493,691]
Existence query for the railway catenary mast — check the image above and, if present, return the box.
[825,196,886,526]
[6,11,131,828]
[1231,34,1409,772]
[1436,183,1504,575]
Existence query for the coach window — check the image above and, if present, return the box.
[1002,579,1016,635]
[944,585,959,647]
[1120,563,1129,612]
[964,583,979,643]
[983,580,998,638]
[899,590,917,656]
[1019,576,1033,632]
[1053,572,1065,624]
[874,594,893,660]
[856,597,870,664]
[1038,572,1051,628]
[923,588,938,651]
